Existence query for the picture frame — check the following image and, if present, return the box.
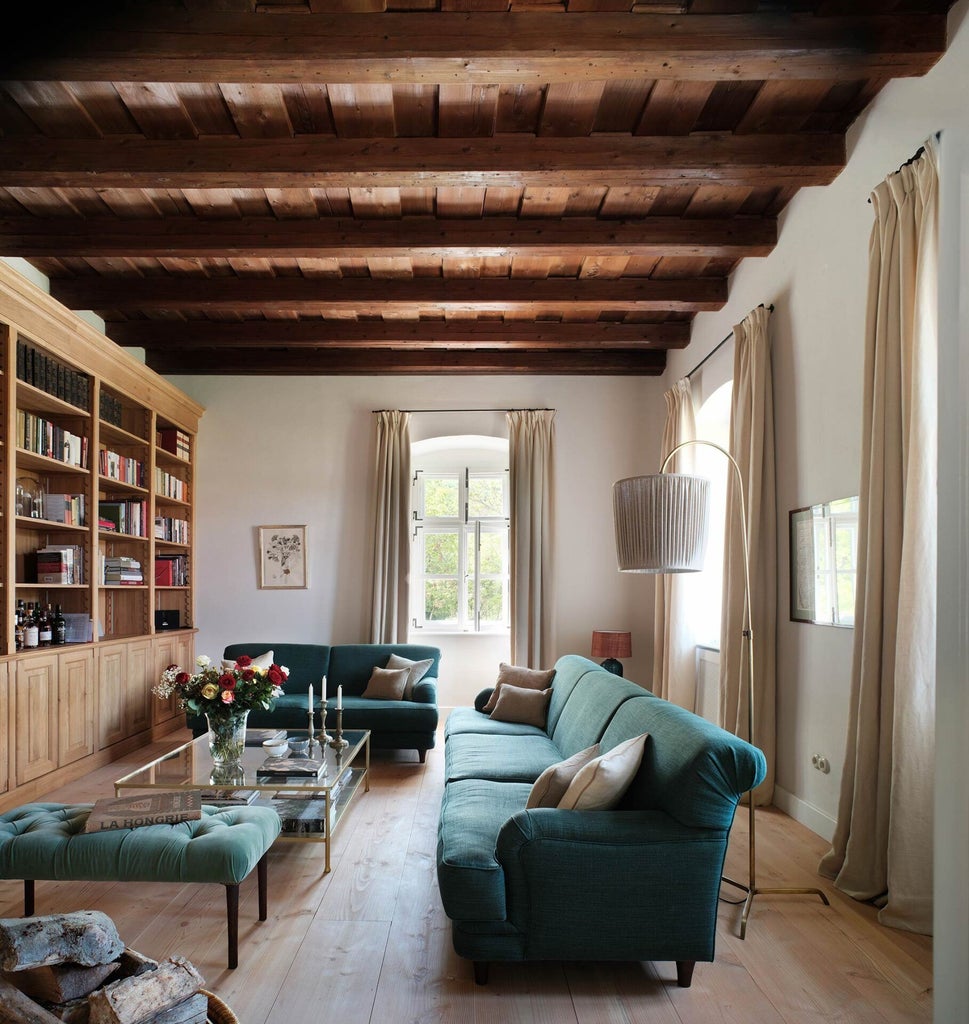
[258,525,307,589]
[789,506,816,623]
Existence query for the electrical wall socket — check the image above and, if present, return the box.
[811,753,831,774]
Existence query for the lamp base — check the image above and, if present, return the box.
[599,658,624,676]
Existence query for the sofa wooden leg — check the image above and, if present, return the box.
[257,853,269,921]
[23,880,34,917]
[225,884,239,969]
[473,962,489,985]
[418,749,427,763]
[675,960,695,988]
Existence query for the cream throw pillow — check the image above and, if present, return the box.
[221,649,274,671]
[526,744,600,809]
[361,665,410,700]
[489,683,552,728]
[557,733,649,811]
[482,662,556,714]
[385,653,434,700]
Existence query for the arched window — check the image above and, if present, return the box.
[410,435,510,633]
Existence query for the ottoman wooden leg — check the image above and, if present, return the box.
[225,884,239,969]
[23,880,34,916]
[257,853,268,921]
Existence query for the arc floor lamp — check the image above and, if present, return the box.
[613,439,828,938]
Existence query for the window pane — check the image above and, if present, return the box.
[424,532,459,574]
[425,580,459,622]
[479,531,505,574]
[478,579,505,623]
[424,476,459,518]
[468,476,505,518]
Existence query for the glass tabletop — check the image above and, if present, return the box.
[115,729,369,796]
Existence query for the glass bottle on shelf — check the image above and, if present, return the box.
[24,603,39,649]
[38,604,53,647]
[14,608,24,652]
[53,604,67,646]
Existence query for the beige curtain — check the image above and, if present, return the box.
[819,139,938,935]
[507,410,555,668]
[719,304,776,805]
[652,378,699,707]
[370,410,411,644]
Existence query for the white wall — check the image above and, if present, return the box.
[167,373,662,707]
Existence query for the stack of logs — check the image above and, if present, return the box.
[0,913,210,1024]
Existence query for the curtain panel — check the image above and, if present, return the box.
[370,410,412,644]
[819,138,938,936]
[719,304,777,806]
[652,378,699,708]
[507,410,556,668]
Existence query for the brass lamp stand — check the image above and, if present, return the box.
[614,439,828,937]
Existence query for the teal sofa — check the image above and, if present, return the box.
[188,643,440,761]
[436,654,766,986]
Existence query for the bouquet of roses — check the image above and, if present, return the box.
[154,653,288,721]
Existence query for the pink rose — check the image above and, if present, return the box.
[221,689,235,704]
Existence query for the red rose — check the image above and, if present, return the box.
[175,671,190,685]
[166,663,178,671]
[220,673,236,689]
[242,668,255,681]
[235,655,253,668]
[268,667,283,685]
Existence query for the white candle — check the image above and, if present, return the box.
[337,684,342,711]
[322,675,327,702]
[308,683,313,712]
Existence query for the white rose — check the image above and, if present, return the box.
[196,655,211,668]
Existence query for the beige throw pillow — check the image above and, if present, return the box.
[385,653,434,700]
[482,662,556,714]
[557,733,649,811]
[489,684,552,728]
[526,744,600,809]
[221,649,274,671]
[361,666,410,701]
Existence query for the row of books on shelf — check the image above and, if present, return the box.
[16,339,91,411]
[17,410,88,468]
[157,427,191,461]
[155,467,188,502]
[155,553,189,587]
[99,392,124,427]
[99,499,148,537]
[35,543,85,585]
[99,448,145,487]
[101,555,143,585]
[155,517,189,544]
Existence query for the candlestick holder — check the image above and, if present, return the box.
[318,698,333,745]
[307,706,316,744]
[329,707,349,752]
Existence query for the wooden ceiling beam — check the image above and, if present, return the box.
[143,347,668,376]
[0,215,776,259]
[0,135,845,189]
[50,276,727,314]
[107,320,690,349]
[1,12,947,83]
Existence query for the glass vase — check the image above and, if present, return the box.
[205,710,249,766]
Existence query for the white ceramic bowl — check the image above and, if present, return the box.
[262,739,289,758]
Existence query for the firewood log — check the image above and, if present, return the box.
[87,957,204,1024]
[0,975,65,1024]
[0,915,124,972]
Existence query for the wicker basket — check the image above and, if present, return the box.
[201,989,239,1024]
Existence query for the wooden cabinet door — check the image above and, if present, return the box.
[152,634,181,725]
[126,639,152,735]
[0,663,8,795]
[58,647,95,767]
[15,655,58,785]
[97,643,126,749]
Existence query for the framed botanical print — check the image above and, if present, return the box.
[258,525,307,589]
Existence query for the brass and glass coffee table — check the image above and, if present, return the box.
[115,729,370,873]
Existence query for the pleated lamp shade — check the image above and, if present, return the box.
[613,474,711,573]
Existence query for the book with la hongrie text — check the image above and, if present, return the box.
[83,791,202,832]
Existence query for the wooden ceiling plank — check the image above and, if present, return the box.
[0,213,776,257]
[327,83,396,136]
[438,84,500,136]
[539,82,604,136]
[113,82,198,139]
[0,81,103,138]
[0,134,846,188]
[3,12,948,83]
[635,79,716,135]
[219,83,296,137]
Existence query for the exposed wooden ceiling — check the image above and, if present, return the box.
[0,1,955,376]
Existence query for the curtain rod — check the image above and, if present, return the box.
[372,407,553,413]
[686,303,774,380]
[867,133,941,203]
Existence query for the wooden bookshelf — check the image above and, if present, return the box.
[0,260,204,808]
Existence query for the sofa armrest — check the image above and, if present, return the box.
[411,678,438,705]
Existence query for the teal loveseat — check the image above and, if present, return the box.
[188,643,440,761]
[436,654,766,986]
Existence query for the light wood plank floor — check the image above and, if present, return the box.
[1,725,932,1024]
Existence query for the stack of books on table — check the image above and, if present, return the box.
[35,543,84,585]
[102,555,143,586]
[198,789,260,807]
[256,757,326,779]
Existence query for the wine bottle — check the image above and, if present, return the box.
[14,608,24,652]
[24,603,39,649]
[53,604,67,646]
[38,603,53,647]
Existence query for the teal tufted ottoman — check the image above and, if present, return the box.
[0,802,281,969]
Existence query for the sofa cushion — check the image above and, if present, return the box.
[550,672,645,759]
[328,644,441,697]
[445,732,562,783]
[482,663,556,714]
[444,707,546,741]
[490,684,552,728]
[386,653,434,699]
[437,780,532,922]
[223,643,329,689]
[222,649,274,671]
[337,695,438,732]
[361,666,409,700]
[526,744,600,809]
[558,733,649,810]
